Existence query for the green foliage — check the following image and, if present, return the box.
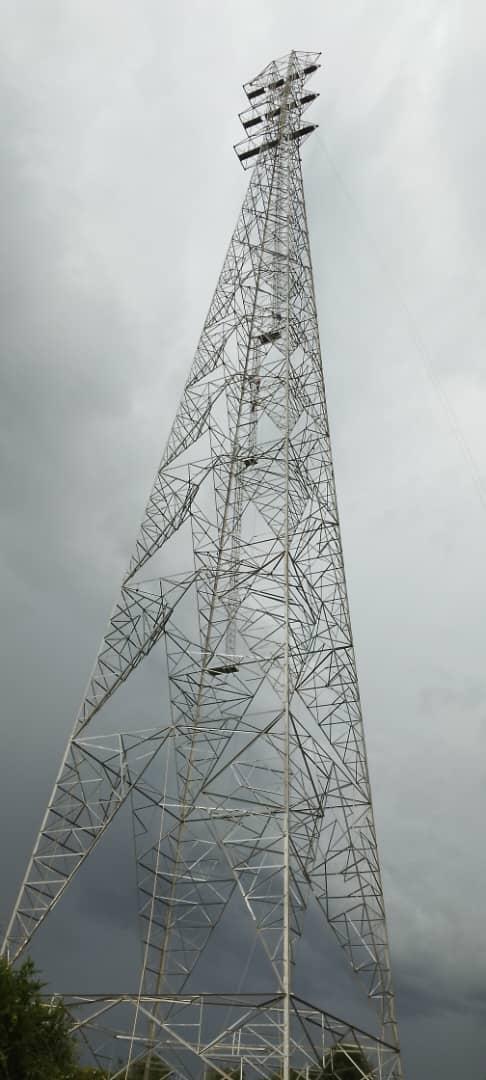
[0,956,79,1079]
[0,957,112,1079]
[73,1069,108,1079]
[268,1048,372,1080]
[321,1045,372,1079]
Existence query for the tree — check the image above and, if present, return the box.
[269,1048,373,1080]
[0,956,79,1079]
[0,957,112,1079]
[76,1068,110,1078]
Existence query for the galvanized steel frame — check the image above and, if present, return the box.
[2,51,402,1080]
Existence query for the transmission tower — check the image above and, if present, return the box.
[2,51,403,1080]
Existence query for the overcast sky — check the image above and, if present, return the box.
[1,3,486,1078]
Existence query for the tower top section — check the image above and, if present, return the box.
[235,49,321,168]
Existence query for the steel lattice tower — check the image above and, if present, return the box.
[3,52,403,1080]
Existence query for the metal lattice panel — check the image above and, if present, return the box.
[3,51,402,1079]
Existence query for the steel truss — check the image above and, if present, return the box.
[62,993,400,1079]
[3,51,403,1079]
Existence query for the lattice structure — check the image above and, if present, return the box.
[2,51,403,1080]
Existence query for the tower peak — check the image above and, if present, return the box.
[235,50,320,168]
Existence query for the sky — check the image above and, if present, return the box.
[1,2,486,1078]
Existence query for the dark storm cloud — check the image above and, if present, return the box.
[1,4,486,1079]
